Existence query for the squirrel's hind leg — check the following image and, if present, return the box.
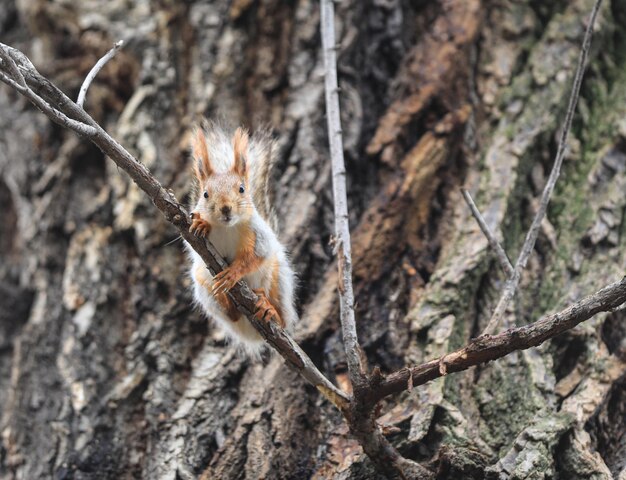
[253,289,284,328]
[214,292,241,323]
[252,260,285,327]
[193,265,240,323]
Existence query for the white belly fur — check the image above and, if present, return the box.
[186,221,283,358]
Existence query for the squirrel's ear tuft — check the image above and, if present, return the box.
[192,127,212,181]
[232,127,249,178]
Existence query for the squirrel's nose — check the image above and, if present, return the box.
[221,205,232,215]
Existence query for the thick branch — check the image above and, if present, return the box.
[77,40,124,108]
[320,0,365,392]
[462,188,514,277]
[351,415,435,479]
[371,275,626,402]
[0,41,350,412]
[483,0,603,334]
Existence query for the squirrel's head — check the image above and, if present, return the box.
[192,126,253,227]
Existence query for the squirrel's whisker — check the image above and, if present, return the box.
[162,235,183,247]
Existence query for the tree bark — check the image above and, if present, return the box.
[1,0,625,479]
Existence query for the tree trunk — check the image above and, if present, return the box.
[1,0,625,478]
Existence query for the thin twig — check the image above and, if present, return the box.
[320,0,365,391]
[77,40,124,108]
[462,188,514,277]
[0,41,350,412]
[369,275,626,403]
[483,0,603,335]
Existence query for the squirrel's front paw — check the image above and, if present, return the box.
[212,267,239,295]
[189,213,212,237]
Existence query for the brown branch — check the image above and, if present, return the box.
[483,0,603,335]
[0,41,350,412]
[369,275,626,403]
[462,188,514,277]
[77,40,124,108]
[320,0,365,391]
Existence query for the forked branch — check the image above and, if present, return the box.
[462,188,514,277]
[483,0,603,334]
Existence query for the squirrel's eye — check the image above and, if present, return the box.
[203,191,209,199]
[239,185,245,194]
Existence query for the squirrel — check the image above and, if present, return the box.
[185,121,297,357]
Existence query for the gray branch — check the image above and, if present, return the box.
[77,40,124,108]
[318,2,436,478]
[0,71,97,137]
[320,0,364,391]
[462,188,514,277]
[0,45,26,86]
[483,0,603,335]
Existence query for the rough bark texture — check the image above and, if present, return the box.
[1,0,625,479]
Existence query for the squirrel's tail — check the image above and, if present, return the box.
[248,130,279,232]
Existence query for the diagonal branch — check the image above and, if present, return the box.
[462,188,514,277]
[320,0,365,390]
[369,275,626,403]
[0,45,26,86]
[0,71,97,137]
[483,0,603,335]
[0,41,349,412]
[77,40,124,108]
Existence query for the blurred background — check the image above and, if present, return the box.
[1,0,625,478]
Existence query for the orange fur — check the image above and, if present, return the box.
[209,223,285,327]
[194,265,239,322]
[211,222,264,294]
[265,259,284,327]
[193,127,212,181]
[232,127,249,177]
[189,213,212,237]
[215,293,241,322]
[253,289,282,327]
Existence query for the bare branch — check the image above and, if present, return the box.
[483,0,603,335]
[0,45,26,86]
[370,275,626,402]
[0,71,97,137]
[77,40,124,108]
[462,188,514,277]
[318,4,435,478]
[320,0,365,391]
[0,41,349,412]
